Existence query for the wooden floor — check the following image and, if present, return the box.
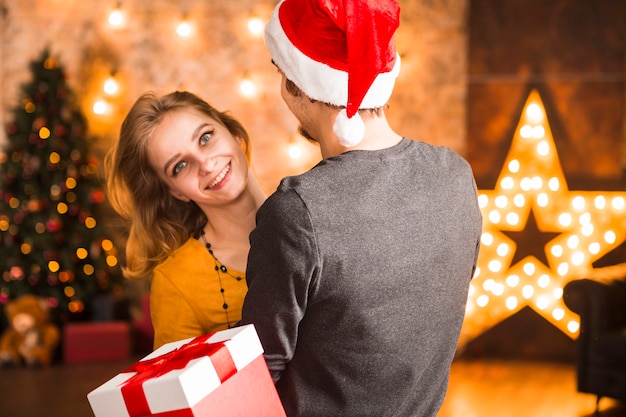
[0,357,624,417]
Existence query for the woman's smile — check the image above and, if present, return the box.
[206,162,231,190]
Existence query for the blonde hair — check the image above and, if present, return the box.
[105,91,251,280]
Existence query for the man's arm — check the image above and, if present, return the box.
[241,188,319,382]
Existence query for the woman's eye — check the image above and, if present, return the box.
[172,161,187,176]
[200,131,213,145]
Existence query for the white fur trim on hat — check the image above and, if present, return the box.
[265,5,400,110]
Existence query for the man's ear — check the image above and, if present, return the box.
[169,189,190,202]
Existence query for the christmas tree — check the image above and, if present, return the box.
[0,49,123,324]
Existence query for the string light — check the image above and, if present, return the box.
[108,3,126,28]
[91,11,626,347]
[92,99,111,115]
[103,75,119,95]
[247,16,265,37]
[288,143,303,160]
[458,89,626,349]
[238,77,257,98]
[176,17,193,37]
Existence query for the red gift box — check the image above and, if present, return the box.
[87,324,286,417]
[64,321,130,364]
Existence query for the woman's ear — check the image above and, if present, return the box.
[169,189,190,202]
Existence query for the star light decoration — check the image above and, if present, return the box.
[458,89,626,349]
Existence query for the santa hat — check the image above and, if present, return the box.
[265,0,401,147]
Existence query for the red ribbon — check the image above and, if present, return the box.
[119,333,237,417]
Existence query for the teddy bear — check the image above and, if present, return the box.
[0,294,60,368]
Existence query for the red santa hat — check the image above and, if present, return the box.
[265,0,401,146]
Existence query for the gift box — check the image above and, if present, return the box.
[87,324,286,417]
[64,321,130,364]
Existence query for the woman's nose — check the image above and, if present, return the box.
[198,156,216,176]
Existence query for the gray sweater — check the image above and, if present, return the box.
[242,138,482,417]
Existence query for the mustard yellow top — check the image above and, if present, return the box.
[150,238,247,350]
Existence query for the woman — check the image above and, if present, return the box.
[106,91,266,349]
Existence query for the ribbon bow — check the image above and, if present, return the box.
[120,333,237,416]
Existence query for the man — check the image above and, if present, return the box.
[241,0,483,416]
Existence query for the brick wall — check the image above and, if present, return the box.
[0,0,468,193]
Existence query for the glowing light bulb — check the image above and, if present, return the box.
[522,285,534,299]
[612,196,625,210]
[552,308,565,320]
[104,77,119,95]
[506,275,520,287]
[107,255,118,267]
[588,242,600,255]
[520,125,533,138]
[522,262,535,276]
[548,177,560,191]
[571,251,585,265]
[102,239,114,251]
[487,259,502,272]
[558,213,572,227]
[536,295,550,310]
[288,143,303,160]
[247,17,264,36]
[480,232,494,246]
[536,140,549,156]
[505,296,518,310]
[537,274,550,288]
[505,212,519,226]
[177,21,192,37]
[477,295,489,307]
[496,243,510,257]
[492,283,505,296]
[500,176,514,190]
[526,103,543,123]
[581,223,593,237]
[604,230,616,244]
[567,320,580,333]
[537,193,549,207]
[594,196,606,209]
[108,7,125,27]
[572,196,586,211]
[472,267,481,278]
[93,100,110,115]
[239,79,257,97]
[488,210,501,224]
[566,235,579,249]
[532,126,545,138]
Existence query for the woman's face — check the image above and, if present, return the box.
[148,108,249,208]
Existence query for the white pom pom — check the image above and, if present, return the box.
[333,109,365,147]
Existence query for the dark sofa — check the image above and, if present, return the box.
[563,265,626,406]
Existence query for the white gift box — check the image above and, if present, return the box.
[87,324,285,417]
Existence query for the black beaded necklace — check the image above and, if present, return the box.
[199,230,244,329]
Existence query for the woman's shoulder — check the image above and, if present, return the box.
[154,238,208,273]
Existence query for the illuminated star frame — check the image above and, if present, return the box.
[458,89,626,349]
